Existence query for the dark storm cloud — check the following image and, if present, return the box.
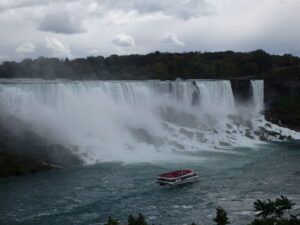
[38,12,85,34]
[1,0,211,20]
[100,0,211,20]
[0,0,76,11]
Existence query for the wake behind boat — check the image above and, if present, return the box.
[156,169,199,186]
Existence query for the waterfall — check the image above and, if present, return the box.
[195,80,235,112]
[251,80,264,112]
[0,79,297,163]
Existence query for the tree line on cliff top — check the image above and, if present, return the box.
[0,50,300,80]
[104,196,300,225]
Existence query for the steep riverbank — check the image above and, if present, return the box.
[264,72,300,131]
[0,117,83,177]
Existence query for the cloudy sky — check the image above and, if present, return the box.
[0,0,299,61]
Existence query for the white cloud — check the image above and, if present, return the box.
[87,49,100,55]
[161,33,185,46]
[46,37,71,57]
[1,0,300,60]
[112,33,135,47]
[15,42,36,53]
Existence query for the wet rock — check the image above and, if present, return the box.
[0,151,58,177]
[287,135,293,141]
[259,135,269,142]
[196,132,204,139]
[264,123,272,128]
[179,128,194,139]
[228,114,244,126]
[219,141,231,147]
[0,117,83,177]
[245,131,254,139]
[253,126,291,142]
[226,124,233,129]
[196,132,208,143]
[245,120,253,129]
[169,141,185,150]
[161,122,175,132]
[131,128,164,147]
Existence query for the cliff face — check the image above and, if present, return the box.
[264,78,300,131]
[0,117,83,177]
[230,79,252,103]
[222,78,300,131]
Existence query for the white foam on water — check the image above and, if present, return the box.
[0,79,298,163]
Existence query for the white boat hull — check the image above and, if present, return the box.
[157,174,199,186]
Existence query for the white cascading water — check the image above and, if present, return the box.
[0,79,299,163]
[251,80,264,112]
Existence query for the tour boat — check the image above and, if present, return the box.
[156,169,199,186]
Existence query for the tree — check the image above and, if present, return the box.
[128,214,148,225]
[254,199,276,218]
[249,196,299,225]
[275,195,295,217]
[104,216,119,225]
[213,207,230,225]
[253,196,295,219]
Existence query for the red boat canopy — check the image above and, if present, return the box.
[158,170,192,178]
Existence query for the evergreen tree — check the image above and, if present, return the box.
[104,216,119,225]
[128,214,148,225]
[213,207,230,225]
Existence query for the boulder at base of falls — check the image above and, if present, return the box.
[0,117,83,177]
[0,150,57,177]
[265,108,300,132]
[0,144,83,177]
[253,126,293,142]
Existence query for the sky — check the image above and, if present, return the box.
[0,0,299,61]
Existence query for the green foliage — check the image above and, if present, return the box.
[249,196,299,225]
[254,196,295,219]
[102,196,299,225]
[1,51,300,80]
[213,207,230,225]
[104,216,119,225]
[274,196,295,218]
[128,214,148,225]
[254,199,276,218]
